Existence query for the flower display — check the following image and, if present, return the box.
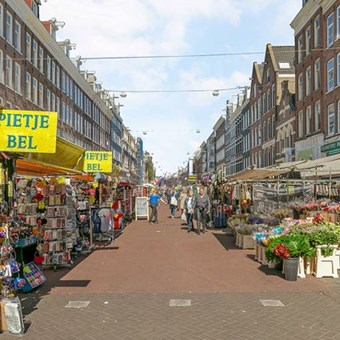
[273,244,290,259]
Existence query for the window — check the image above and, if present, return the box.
[5,11,12,45]
[0,50,3,83]
[25,72,31,100]
[306,106,312,135]
[56,65,60,88]
[327,13,334,47]
[337,6,340,39]
[38,46,43,72]
[271,85,276,107]
[32,77,37,104]
[0,4,3,37]
[46,55,51,80]
[327,58,335,91]
[314,15,321,47]
[306,66,311,96]
[298,73,303,100]
[46,89,51,111]
[38,83,43,107]
[5,56,12,88]
[337,53,340,87]
[315,101,321,132]
[14,21,21,52]
[338,101,340,133]
[298,36,304,63]
[14,62,20,93]
[266,68,270,83]
[298,111,304,138]
[25,33,31,61]
[328,104,335,135]
[51,93,55,111]
[314,58,320,90]
[56,96,60,116]
[51,61,55,84]
[32,39,38,67]
[306,27,311,55]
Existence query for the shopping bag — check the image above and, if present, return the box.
[181,212,187,221]
[170,196,178,206]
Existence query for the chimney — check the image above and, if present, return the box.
[41,18,65,40]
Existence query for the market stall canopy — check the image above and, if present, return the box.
[23,137,85,171]
[226,168,288,181]
[16,158,83,176]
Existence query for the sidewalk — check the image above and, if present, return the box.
[2,204,340,339]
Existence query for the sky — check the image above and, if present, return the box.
[40,0,302,176]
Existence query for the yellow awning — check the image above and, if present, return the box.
[24,137,85,171]
[16,158,83,176]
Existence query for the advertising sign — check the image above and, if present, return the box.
[135,197,149,220]
[83,151,112,173]
[0,110,57,153]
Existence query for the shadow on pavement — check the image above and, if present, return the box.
[212,233,238,251]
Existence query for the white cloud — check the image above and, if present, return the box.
[40,0,301,174]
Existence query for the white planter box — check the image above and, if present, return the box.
[313,245,339,279]
[255,243,268,265]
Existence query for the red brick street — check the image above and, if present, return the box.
[3,204,339,340]
[48,204,325,294]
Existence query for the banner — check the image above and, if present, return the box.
[0,110,57,153]
[83,151,112,173]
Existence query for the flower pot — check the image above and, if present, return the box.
[283,257,299,281]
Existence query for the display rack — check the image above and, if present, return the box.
[42,183,73,271]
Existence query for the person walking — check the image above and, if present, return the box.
[179,188,188,216]
[193,186,211,234]
[148,188,165,223]
[169,190,178,219]
[184,189,195,232]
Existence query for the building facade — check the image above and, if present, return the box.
[0,0,123,168]
[291,0,340,160]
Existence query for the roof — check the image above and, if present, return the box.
[271,45,295,74]
[226,168,287,181]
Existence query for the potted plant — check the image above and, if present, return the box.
[266,234,312,281]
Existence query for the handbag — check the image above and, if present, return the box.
[170,196,178,206]
[181,212,187,221]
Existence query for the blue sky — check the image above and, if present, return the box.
[41,0,301,175]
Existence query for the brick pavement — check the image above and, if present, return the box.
[2,204,340,339]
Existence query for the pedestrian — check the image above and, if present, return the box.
[148,188,165,223]
[179,188,188,216]
[193,186,211,234]
[184,189,195,232]
[169,190,178,219]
